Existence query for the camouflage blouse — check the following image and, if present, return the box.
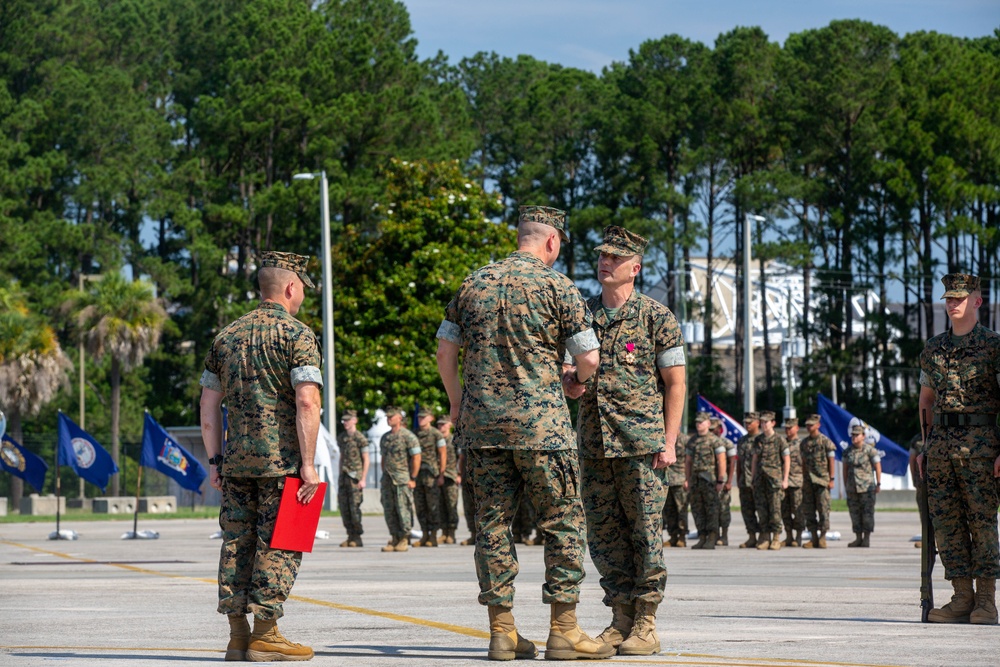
[686,432,727,482]
[338,430,369,480]
[919,322,1000,459]
[416,426,447,476]
[753,432,790,484]
[437,251,598,451]
[200,301,322,478]
[800,432,837,486]
[843,444,880,493]
[380,427,420,486]
[575,291,685,459]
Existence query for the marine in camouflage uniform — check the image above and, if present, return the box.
[379,406,422,552]
[436,415,460,544]
[750,411,790,551]
[843,424,881,547]
[567,225,686,655]
[436,205,611,660]
[199,251,322,661]
[799,413,837,549]
[412,408,446,547]
[711,417,737,547]
[780,418,805,547]
[337,410,370,547]
[918,273,1000,624]
[736,413,761,548]
[685,413,727,550]
[661,432,689,548]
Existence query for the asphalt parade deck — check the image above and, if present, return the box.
[0,510,994,666]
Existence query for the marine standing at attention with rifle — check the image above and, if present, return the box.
[918,273,1000,625]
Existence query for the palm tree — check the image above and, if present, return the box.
[0,285,72,506]
[72,274,166,497]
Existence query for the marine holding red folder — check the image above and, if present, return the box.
[199,251,324,662]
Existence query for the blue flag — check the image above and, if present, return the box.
[696,395,748,446]
[57,412,118,493]
[816,394,909,476]
[1,434,48,493]
[140,412,207,493]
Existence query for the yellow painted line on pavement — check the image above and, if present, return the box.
[1,539,910,667]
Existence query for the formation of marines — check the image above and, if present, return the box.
[203,235,997,661]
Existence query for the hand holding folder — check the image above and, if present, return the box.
[270,477,327,553]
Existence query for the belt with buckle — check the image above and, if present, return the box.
[933,413,997,427]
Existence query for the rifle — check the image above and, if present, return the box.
[919,409,937,623]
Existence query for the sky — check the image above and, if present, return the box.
[401,0,999,72]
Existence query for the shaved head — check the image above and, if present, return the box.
[258,266,298,299]
[518,220,557,248]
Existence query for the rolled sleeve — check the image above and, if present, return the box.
[199,370,222,392]
[565,328,600,357]
[827,451,837,458]
[407,446,422,456]
[656,346,686,368]
[291,365,323,387]
[713,445,727,455]
[436,438,447,449]
[781,447,790,457]
[918,369,931,387]
[436,319,462,345]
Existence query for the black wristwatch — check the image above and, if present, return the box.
[208,454,224,466]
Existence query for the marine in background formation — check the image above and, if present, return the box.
[436,414,460,544]
[799,413,836,549]
[337,409,370,548]
[379,406,421,553]
[781,418,805,547]
[843,424,881,548]
[712,417,736,546]
[736,412,761,548]
[685,412,727,550]
[751,411,790,551]
[412,408,446,547]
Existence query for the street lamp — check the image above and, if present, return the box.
[744,213,766,414]
[293,171,336,434]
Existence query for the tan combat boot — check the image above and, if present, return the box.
[246,618,314,662]
[393,537,410,552]
[545,603,615,660]
[793,530,802,547]
[756,532,771,551]
[460,533,476,546]
[226,614,250,662]
[595,602,634,649]
[739,533,757,549]
[426,530,439,547]
[818,533,828,549]
[971,578,998,625]
[769,534,782,551]
[927,578,974,623]
[784,531,795,547]
[487,605,538,660]
[702,531,718,550]
[802,532,816,549]
[618,599,660,656]
[673,535,686,548]
[381,538,397,553]
[717,527,728,546]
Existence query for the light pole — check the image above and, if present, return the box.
[293,171,336,435]
[744,213,765,414]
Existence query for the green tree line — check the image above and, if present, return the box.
[2,0,998,502]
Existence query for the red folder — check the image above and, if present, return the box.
[270,477,327,553]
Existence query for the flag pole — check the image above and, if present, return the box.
[54,447,61,535]
[129,458,142,538]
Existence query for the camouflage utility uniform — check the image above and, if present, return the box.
[920,321,1000,581]
[438,428,460,541]
[736,429,759,539]
[843,444,880,534]
[800,429,836,538]
[686,431,726,540]
[337,429,369,539]
[661,433,689,546]
[201,301,323,621]
[578,289,685,609]
[781,430,804,543]
[716,435,736,543]
[436,249,599,608]
[380,427,421,544]
[753,432,789,536]
[414,424,446,538]
[458,441,478,544]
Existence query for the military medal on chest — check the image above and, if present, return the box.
[624,342,636,364]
